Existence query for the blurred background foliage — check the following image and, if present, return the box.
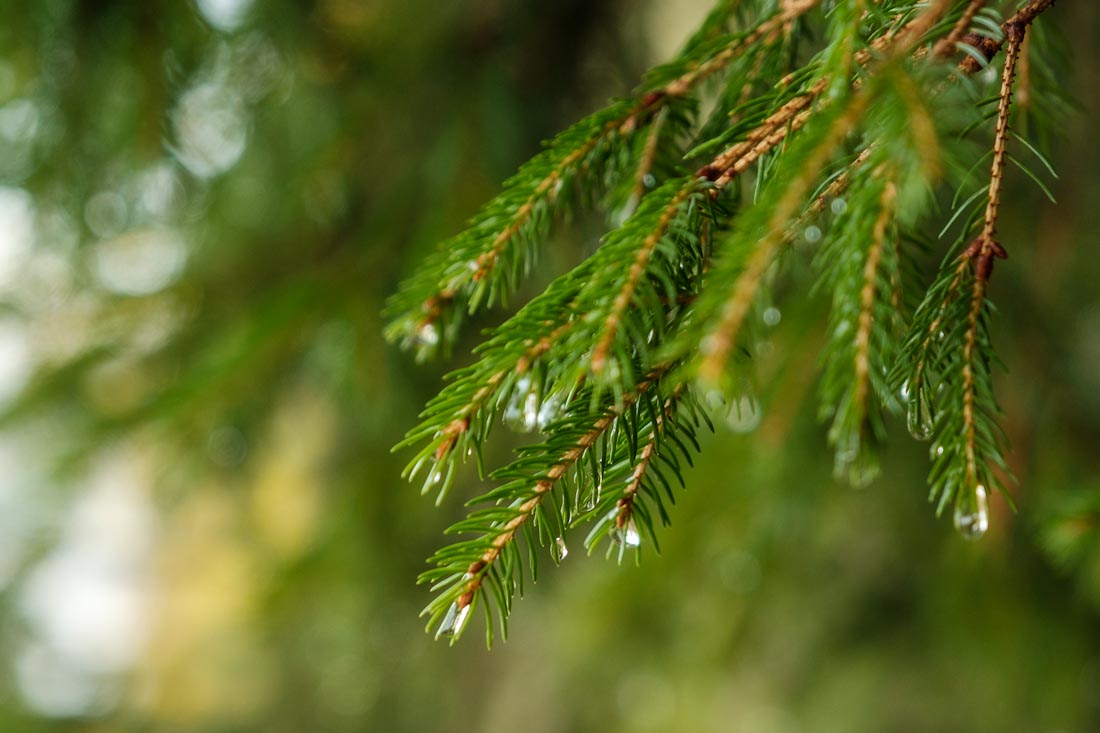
[0,0,1099,731]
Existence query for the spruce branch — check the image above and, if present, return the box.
[385,1,824,359]
[392,0,1069,645]
[932,0,988,59]
[692,90,873,386]
[420,364,674,643]
[958,0,1058,73]
[818,172,901,486]
[589,183,700,377]
[578,384,707,559]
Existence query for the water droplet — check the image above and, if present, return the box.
[422,465,443,495]
[536,392,562,429]
[436,602,472,639]
[762,307,781,327]
[642,173,657,189]
[906,389,933,440]
[503,376,539,432]
[804,225,822,243]
[725,394,762,434]
[899,379,911,401]
[503,403,522,429]
[953,484,990,541]
[553,536,569,561]
[417,322,439,346]
[830,197,847,215]
[834,444,878,488]
[522,391,539,431]
[704,389,725,410]
[623,518,641,547]
[607,510,641,548]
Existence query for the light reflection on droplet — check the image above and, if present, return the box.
[623,518,641,547]
[907,389,933,441]
[954,483,990,540]
[804,225,822,243]
[416,322,438,347]
[536,392,563,429]
[830,197,847,215]
[762,306,781,327]
[436,602,472,639]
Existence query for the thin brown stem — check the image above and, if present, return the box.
[456,366,670,610]
[591,187,695,375]
[698,93,872,384]
[959,22,1028,486]
[959,0,1058,74]
[434,320,576,461]
[854,178,897,412]
[933,0,986,59]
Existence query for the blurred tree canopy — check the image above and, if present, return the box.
[0,1,1099,732]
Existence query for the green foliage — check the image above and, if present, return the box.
[5,0,1100,729]
[390,0,1072,643]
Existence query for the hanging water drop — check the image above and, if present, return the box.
[553,536,569,562]
[503,402,523,430]
[953,483,990,541]
[422,465,443,495]
[436,601,472,639]
[503,376,538,432]
[417,322,439,347]
[642,173,657,189]
[762,306,781,327]
[830,197,847,215]
[804,225,822,243]
[522,391,540,431]
[906,389,933,441]
[725,394,762,434]
[623,517,641,547]
[537,392,563,429]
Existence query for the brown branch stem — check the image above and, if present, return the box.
[456,366,670,609]
[958,0,1057,74]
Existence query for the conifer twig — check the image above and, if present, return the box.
[958,0,1058,74]
[394,0,827,351]
[933,0,987,59]
[960,21,1026,487]
[591,187,696,375]
[451,365,672,614]
[698,93,871,384]
[854,178,897,413]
